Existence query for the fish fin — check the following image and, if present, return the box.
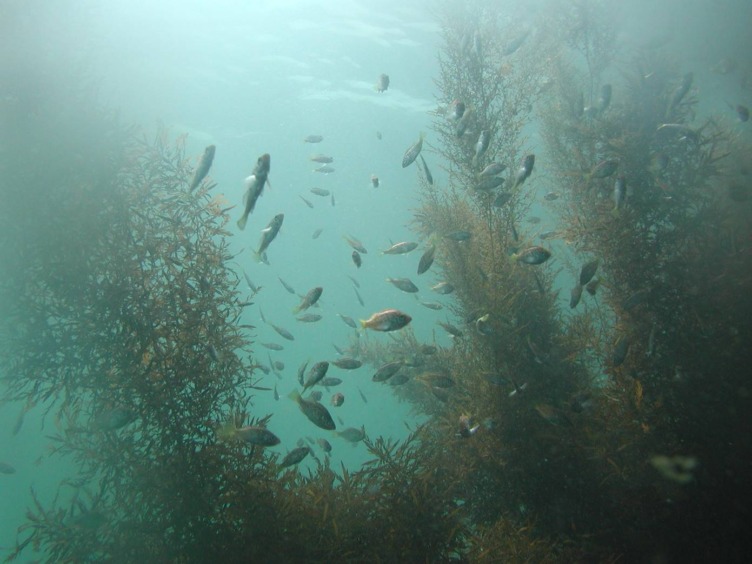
[237,215,248,231]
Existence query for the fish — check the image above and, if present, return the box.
[312,228,323,239]
[455,106,473,137]
[458,414,480,438]
[535,404,573,427]
[357,387,368,404]
[375,73,390,92]
[438,321,463,337]
[737,104,749,122]
[279,446,310,468]
[473,130,491,163]
[512,246,551,265]
[314,165,335,174]
[570,284,583,308]
[317,438,333,453]
[289,389,336,430]
[376,131,382,140]
[613,336,630,367]
[389,374,410,386]
[353,286,365,306]
[512,154,535,188]
[493,192,513,208]
[278,277,296,295]
[402,133,424,168]
[544,191,560,201]
[310,154,334,164]
[420,301,443,310]
[337,314,357,328]
[585,278,600,296]
[297,361,308,386]
[274,385,279,401]
[650,455,698,484]
[299,195,314,208]
[297,313,322,323]
[431,282,455,294]
[328,392,345,408]
[450,99,465,120]
[479,162,507,177]
[419,155,433,185]
[261,342,284,351]
[331,193,335,207]
[475,313,493,335]
[188,145,216,191]
[331,358,362,370]
[0,462,17,475]
[502,31,529,56]
[591,159,619,180]
[647,323,657,357]
[243,270,261,294]
[92,407,135,431]
[352,251,362,268]
[337,426,365,443]
[321,377,343,387]
[579,260,599,286]
[386,277,419,293]
[370,174,380,188]
[666,72,693,118]
[308,391,323,402]
[372,360,403,382]
[310,187,330,197]
[304,135,324,143]
[417,245,435,275]
[235,425,281,446]
[475,176,505,191]
[237,153,271,230]
[254,213,284,261]
[273,360,285,372]
[302,361,330,391]
[360,309,412,332]
[293,287,323,314]
[444,230,472,242]
[270,323,295,341]
[344,235,368,254]
[539,230,559,240]
[348,275,360,288]
[382,241,418,255]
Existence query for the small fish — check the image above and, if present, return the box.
[302,361,330,391]
[297,313,322,323]
[0,462,17,474]
[261,342,284,351]
[382,241,418,255]
[512,154,535,188]
[597,83,612,113]
[376,131,382,140]
[254,213,284,261]
[455,106,473,137]
[419,155,433,185]
[332,358,362,370]
[235,425,281,446]
[304,135,324,143]
[450,99,466,120]
[293,287,323,313]
[92,407,135,431]
[312,228,323,239]
[308,390,323,402]
[666,72,693,118]
[310,154,334,164]
[475,313,493,336]
[353,286,365,306]
[539,230,559,240]
[512,246,551,265]
[737,104,749,122]
[438,321,463,337]
[357,387,368,403]
[372,360,403,382]
[299,195,314,208]
[297,361,309,386]
[331,193,335,207]
[352,250,362,268]
[317,438,333,453]
[270,323,295,341]
[585,278,600,296]
[501,31,529,56]
[510,220,519,241]
[544,191,560,201]
[337,313,357,328]
[493,192,513,208]
[420,300,443,310]
[431,282,455,294]
[389,374,409,386]
[473,129,491,163]
[360,309,412,332]
[243,270,261,294]
[535,404,573,427]
[375,73,390,92]
[310,187,330,197]
[337,426,365,443]
[402,133,424,168]
[386,277,419,293]
[348,275,360,288]
[189,145,216,191]
[579,260,599,286]
[237,153,271,230]
[314,165,335,174]
[650,455,698,484]
[321,377,343,387]
[444,230,472,242]
[273,385,279,401]
[613,336,630,367]
[570,284,583,308]
[278,277,296,295]
[344,234,368,254]
[591,159,619,180]
[279,446,310,468]
[370,174,380,188]
[417,245,435,275]
[458,414,480,438]
[475,176,505,191]
[479,162,507,177]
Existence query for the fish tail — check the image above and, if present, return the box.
[253,251,263,263]
[237,214,248,231]
[287,389,301,403]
